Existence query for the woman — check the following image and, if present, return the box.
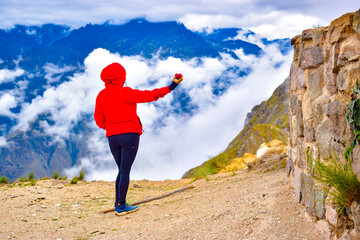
[94,62,183,215]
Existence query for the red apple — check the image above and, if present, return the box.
[175,73,182,79]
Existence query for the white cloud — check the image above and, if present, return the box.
[57,40,292,181]
[130,43,292,180]
[63,126,115,180]
[0,32,293,182]
[0,0,357,39]
[180,14,247,33]
[0,72,28,120]
[8,28,292,180]
[43,63,76,84]
[26,28,36,35]
[0,93,17,118]
[248,12,322,39]
[180,11,321,39]
[0,68,25,84]
[0,137,7,147]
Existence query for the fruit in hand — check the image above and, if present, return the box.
[175,73,182,79]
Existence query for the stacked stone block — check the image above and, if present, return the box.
[288,9,360,239]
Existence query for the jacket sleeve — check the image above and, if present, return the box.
[94,96,106,129]
[125,86,171,103]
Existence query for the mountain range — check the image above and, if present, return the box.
[0,19,291,181]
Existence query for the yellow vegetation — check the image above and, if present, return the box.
[220,139,287,173]
[269,139,285,148]
[220,153,256,173]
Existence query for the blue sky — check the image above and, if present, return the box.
[0,0,358,39]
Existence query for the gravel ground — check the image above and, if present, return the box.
[0,167,322,240]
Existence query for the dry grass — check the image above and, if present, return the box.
[307,148,360,214]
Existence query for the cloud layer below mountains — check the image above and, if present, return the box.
[0,30,292,180]
[0,0,358,39]
[59,41,291,180]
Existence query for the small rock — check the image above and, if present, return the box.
[351,200,360,232]
[245,229,252,235]
[304,211,314,222]
[325,203,338,226]
[55,204,61,207]
[351,229,360,240]
[316,220,331,240]
[71,204,79,207]
[41,206,46,208]
[338,229,351,240]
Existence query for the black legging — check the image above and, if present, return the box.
[108,133,140,205]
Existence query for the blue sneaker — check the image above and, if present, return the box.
[115,204,138,216]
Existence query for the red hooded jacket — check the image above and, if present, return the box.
[94,63,171,137]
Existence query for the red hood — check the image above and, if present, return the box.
[100,62,126,86]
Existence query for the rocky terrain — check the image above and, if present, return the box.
[0,165,321,240]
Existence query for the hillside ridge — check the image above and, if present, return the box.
[183,77,289,178]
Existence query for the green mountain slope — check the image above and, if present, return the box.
[183,77,289,178]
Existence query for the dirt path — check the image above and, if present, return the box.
[0,167,322,240]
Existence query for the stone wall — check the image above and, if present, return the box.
[288,10,360,239]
